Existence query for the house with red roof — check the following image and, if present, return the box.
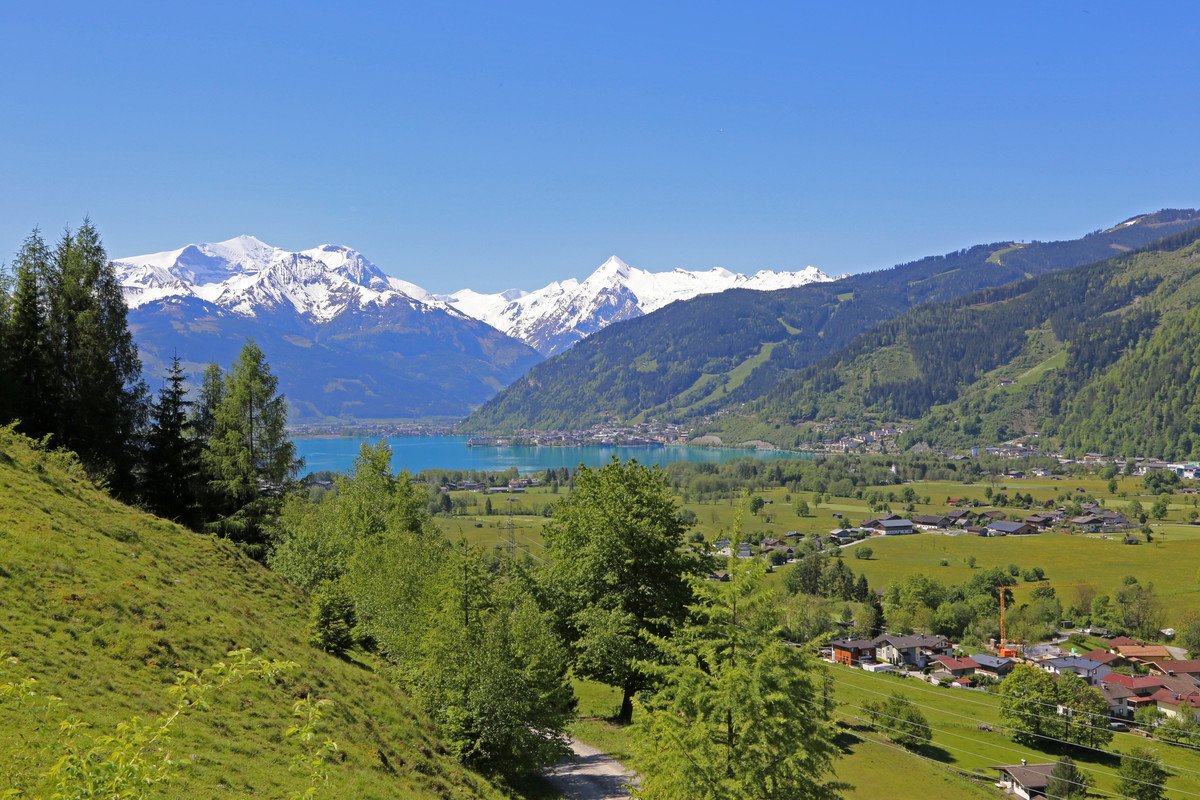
[1155,690,1200,723]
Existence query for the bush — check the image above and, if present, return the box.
[309,584,357,656]
[855,546,873,560]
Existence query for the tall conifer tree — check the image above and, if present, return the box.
[204,340,298,556]
[143,355,203,526]
[7,230,60,437]
[51,221,147,496]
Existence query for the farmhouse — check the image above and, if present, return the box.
[987,520,1036,536]
[994,763,1057,800]
[911,514,950,530]
[945,509,973,526]
[1023,512,1057,530]
[1068,514,1105,532]
[869,518,915,536]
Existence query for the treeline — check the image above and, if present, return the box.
[0,223,297,557]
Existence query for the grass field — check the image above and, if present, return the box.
[440,472,1200,625]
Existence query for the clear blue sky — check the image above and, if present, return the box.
[2,1,1197,293]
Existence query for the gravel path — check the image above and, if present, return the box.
[543,738,638,800]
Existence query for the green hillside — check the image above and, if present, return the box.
[0,425,506,799]
[721,223,1200,457]
[465,210,1200,432]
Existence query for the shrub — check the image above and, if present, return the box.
[309,584,357,656]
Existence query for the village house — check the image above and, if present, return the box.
[1113,644,1174,664]
[1041,656,1111,685]
[972,654,1017,679]
[828,637,877,666]
[872,633,953,669]
[1155,690,1200,723]
[994,763,1057,800]
[1080,649,1129,669]
[1023,512,1057,530]
[932,655,978,679]
[1144,660,1200,679]
[945,509,973,526]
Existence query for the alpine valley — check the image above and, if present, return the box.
[114,237,835,419]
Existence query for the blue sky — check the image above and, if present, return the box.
[1,1,1197,293]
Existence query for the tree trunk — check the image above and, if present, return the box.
[618,684,635,724]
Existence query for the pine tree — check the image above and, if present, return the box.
[192,363,225,445]
[143,355,203,526]
[6,230,60,437]
[204,340,298,556]
[631,556,845,800]
[1118,747,1168,800]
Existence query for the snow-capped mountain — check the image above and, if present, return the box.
[115,234,449,322]
[113,236,542,421]
[439,256,836,356]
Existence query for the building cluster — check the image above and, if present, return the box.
[828,629,1200,799]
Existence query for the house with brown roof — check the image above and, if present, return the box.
[912,514,951,530]
[872,633,953,669]
[994,763,1057,800]
[1145,660,1200,678]
[1114,644,1174,664]
[932,655,978,678]
[1156,690,1200,723]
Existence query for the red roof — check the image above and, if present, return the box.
[1146,660,1200,675]
[1154,690,1200,709]
[1082,649,1124,665]
[934,655,979,671]
[1102,673,1168,692]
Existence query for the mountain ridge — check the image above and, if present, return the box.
[464,209,1200,433]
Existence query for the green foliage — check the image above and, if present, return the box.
[1118,747,1169,800]
[203,341,299,556]
[998,664,1062,745]
[308,585,357,656]
[1,649,331,800]
[630,556,845,800]
[864,694,931,750]
[540,458,706,722]
[1045,756,1090,800]
[0,224,148,499]
[855,546,873,560]
[141,356,203,527]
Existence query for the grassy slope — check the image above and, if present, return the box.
[0,428,507,800]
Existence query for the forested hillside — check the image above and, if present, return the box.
[465,210,1200,432]
[733,223,1200,458]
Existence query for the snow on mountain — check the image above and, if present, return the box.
[114,235,460,323]
[440,256,837,355]
[115,239,835,357]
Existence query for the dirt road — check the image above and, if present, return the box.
[543,738,638,800]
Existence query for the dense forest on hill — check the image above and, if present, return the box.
[466,210,1200,432]
[735,224,1200,458]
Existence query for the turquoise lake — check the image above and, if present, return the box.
[292,435,812,475]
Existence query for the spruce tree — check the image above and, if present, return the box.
[204,340,298,557]
[143,355,203,526]
[6,230,60,437]
[52,221,147,496]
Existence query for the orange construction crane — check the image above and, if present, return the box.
[997,583,1077,659]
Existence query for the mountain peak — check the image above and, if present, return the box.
[591,255,632,280]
